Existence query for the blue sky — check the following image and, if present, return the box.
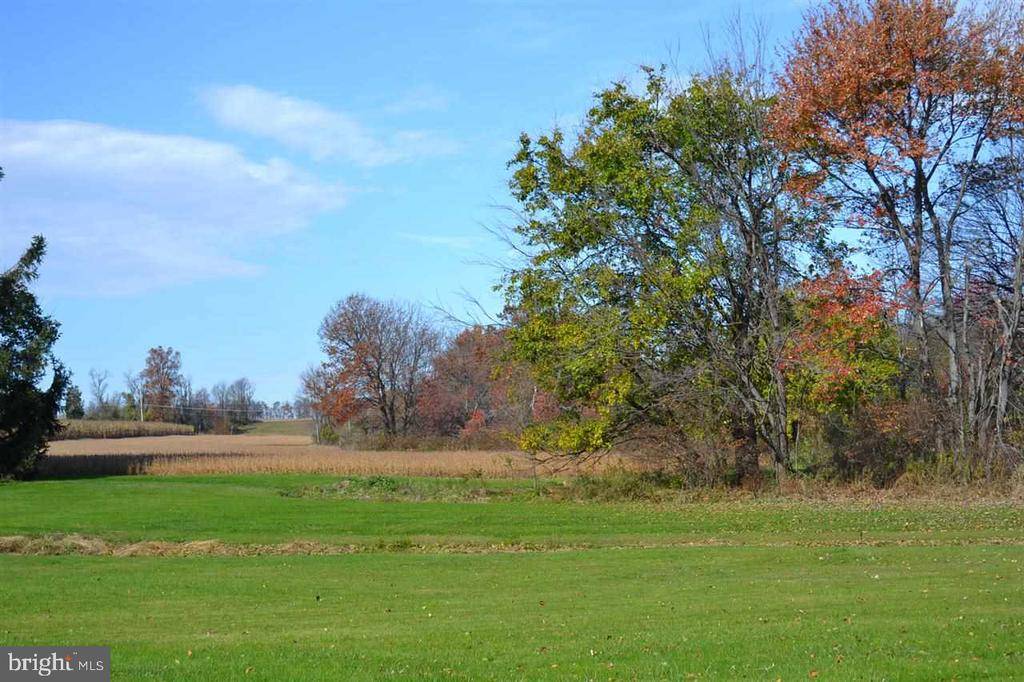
[1,0,807,402]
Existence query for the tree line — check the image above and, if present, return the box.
[64,347,310,433]
[300,295,545,446]
[497,0,1024,483]
[304,0,1024,485]
[5,0,1024,484]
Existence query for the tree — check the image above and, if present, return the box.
[503,57,829,479]
[174,376,194,426]
[316,294,440,435]
[123,370,144,421]
[64,384,85,419]
[781,265,904,478]
[418,326,503,435]
[87,368,119,419]
[301,364,360,442]
[947,139,1024,466]
[196,387,215,429]
[228,378,256,424]
[141,346,182,422]
[88,368,108,411]
[418,326,539,437]
[773,0,1024,463]
[0,236,69,478]
[784,267,901,413]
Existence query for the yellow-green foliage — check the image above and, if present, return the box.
[54,420,194,440]
[520,416,612,454]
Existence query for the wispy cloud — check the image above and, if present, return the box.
[0,119,346,295]
[397,231,478,250]
[202,85,458,166]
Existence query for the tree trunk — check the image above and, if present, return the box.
[732,413,760,484]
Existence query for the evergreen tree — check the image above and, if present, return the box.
[64,384,86,419]
[0,234,69,477]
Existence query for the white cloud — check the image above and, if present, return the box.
[202,85,458,165]
[0,119,346,295]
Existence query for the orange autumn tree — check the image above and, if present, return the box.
[773,0,1024,459]
[417,326,503,436]
[314,294,440,437]
[417,326,540,439]
[301,363,361,440]
[783,266,900,414]
[141,346,183,422]
[783,266,909,479]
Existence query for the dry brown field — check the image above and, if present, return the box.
[53,419,195,440]
[48,434,314,456]
[42,434,603,478]
[37,433,1024,501]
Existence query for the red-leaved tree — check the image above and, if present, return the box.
[774,0,1024,460]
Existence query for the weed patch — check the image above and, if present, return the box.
[282,475,521,502]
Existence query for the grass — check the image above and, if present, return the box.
[3,546,1022,679]
[2,474,1023,548]
[238,419,314,437]
[2,473,1022,679]
[54,420,194,440]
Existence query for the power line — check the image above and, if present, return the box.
[123,402,307,416]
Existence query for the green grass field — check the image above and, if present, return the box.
[2,475,1022,679]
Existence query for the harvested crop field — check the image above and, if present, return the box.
[48,434,316,455]
[53,419,195,440]
[42,435,554,478]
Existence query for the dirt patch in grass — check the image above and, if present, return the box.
[0,534,356,557]
[4,533,1024,558]
[0,534,591,557]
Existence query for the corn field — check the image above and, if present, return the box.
[42,434,627,478]
[53,420,195,440]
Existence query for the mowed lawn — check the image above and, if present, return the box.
[1,475,1022,679]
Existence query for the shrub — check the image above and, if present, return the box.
[829,398,942,486]
[331,428,516,452]
[554,468,683,503]
[317,423,340,445]
[615,427,736,488]
[1011,464,1024,499]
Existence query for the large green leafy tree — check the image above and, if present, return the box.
[1,229,69,478]
[503,66,831,477]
